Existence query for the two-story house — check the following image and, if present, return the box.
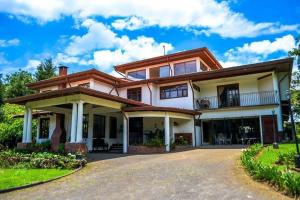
[7,47,293,154]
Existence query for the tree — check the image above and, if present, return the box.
[35,58,57,81]
[0,74,4,105]
[0,104,36,147]
[4,70,34,99]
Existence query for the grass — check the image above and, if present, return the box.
[256,143,298,171]
[0,168,72,190]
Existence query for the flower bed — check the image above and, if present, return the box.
[0,150,87,169]
[241,144,300,197]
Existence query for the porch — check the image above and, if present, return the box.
[7,87,199,154]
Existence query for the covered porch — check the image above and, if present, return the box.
[7,87,199,154]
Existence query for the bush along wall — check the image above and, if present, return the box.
[0,150,87,169]
[241,144,300,197]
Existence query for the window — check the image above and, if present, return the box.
[83,114,89,138]
[127,87,142,101]
[159,65,170,77]
[160,84,188,99]
[127,70,146,80]
[109,117,117,139]
[39,118,50,139]
[174,60,197,75]
[149,65,170,78]
[78,83,90,88]
[217,84,240,108]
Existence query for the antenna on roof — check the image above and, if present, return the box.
[163,45,166,56]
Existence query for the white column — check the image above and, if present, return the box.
[22,108,28,143]
[259,115,264,145]
[70,103,78,143]
[76,101,84,142]
[164,114,170,152]
[123,115,128,153]
[272,72,283,132]
[26,107,32,143]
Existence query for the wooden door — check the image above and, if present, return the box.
[261,115,277,144]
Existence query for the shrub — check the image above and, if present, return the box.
[277,151,296,169]
[31,141,51,152]
[241,144,300,197]
[0,150,86,169]
[144,136,165,147]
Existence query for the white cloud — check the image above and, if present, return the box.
[236,34,296,56]
[24,59,40,70]
[220,34,296,67]
[65,19,116,56]
[0,38,20,47]
[112,16,148,31]
[0,0,298,38]
[59,19,173,71]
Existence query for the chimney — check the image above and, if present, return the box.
[58,66,68,76]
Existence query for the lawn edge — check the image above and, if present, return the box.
[0,167,82,194]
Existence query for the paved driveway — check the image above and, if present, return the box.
[0,149,290,200]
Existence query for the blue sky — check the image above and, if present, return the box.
[0,0,299,76]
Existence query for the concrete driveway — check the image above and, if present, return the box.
[0,149,290,200]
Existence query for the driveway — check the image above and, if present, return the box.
[0,149,290,200]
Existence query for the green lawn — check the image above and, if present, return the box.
[0,168,72,190]
[257,143,298,171]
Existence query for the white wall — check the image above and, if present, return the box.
[154,81,194,109]
[93,80,118,95]
[258,75,274,92]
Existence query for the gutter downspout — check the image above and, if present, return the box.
[146,81,152,105]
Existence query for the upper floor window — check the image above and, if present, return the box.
[217,84,240,108]
[160,66,170,77]
[39,118,50,139]
[127,87,142,101]
[78,83,90,88]
[174,60,196,76]
[149,65,170,78]
[128,69,146,80]
[160,84,188,99]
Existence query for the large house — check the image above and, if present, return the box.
[7,47,293,154]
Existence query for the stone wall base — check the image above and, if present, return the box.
[16,142,32,150]
[128,145,165,154]
[65,143,88,155]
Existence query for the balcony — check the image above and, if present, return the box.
[195,91,279,110]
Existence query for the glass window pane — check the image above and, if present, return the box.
[174,63,185,75]
[159,66,170,77]
[128,70,146,80]
[185,61,197,73]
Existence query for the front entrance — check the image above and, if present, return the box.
[92,115,107,150]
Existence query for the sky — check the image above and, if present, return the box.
[0,0,299,76]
